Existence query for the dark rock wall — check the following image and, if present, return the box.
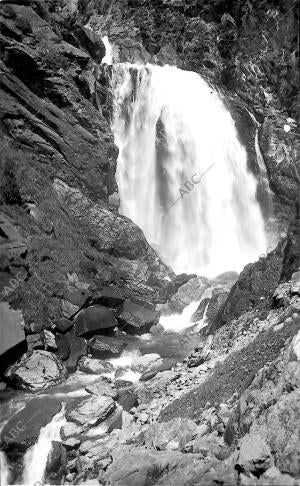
[0,0,173,345]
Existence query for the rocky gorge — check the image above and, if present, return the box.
[0,0,300,485]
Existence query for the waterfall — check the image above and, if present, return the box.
[111,63,267,277]
[0,451,10,486]
[160,300,200,332]
[22,403,66,485]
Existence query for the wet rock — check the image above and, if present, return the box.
[61,422,83,440]
[115,379,133,389]
[163,276,209,314]
[62,437,80,450]
[236,433,273,474]
[74,305,118,337]
[85,377,118,399]
[117,299,159,335]
[0,302,25,368]
[131,353,163,373]
[144,418,198,451]
[0,396,62,450]
[5,350,66,391]
[67,395,116,426]
[45,440,66,482]
[88,335,126,358]
[78,356,114,374]
[56,328,87,372]
[149,323,165,334]
[117,390,138,411]
[140,358,174,381]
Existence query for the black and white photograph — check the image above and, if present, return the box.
[0,0,299,484]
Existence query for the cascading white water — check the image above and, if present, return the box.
[22,404,66,485]
[0,451,10,486]
[160,300,200,332]
[112,63,267,277]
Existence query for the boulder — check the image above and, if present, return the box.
[74,305,117,337]
[45,440,66,483]
[61,422,83,440]
[144,418,198,451]
[62,437,80,450]
[117,390,138,411]
[0,303,25,371]
[85,377,118,399]
[63,288,92,307]
[89,287,125,309]
[66,395,115,426]
[0,396,62,450]
[236,433,273,474]
[43,330,57,351]
[61,299,79,319]
[131,353,163,373]
[56,329,87,372]
[162,276,209,314]
[88,335,126,358]
[140,359,174,381]
[5,350,66,391]
[115,380,133,389]
[117,299,159,335]
[55,317,73,333]
[26,333,43,351]
[77,356,114,374]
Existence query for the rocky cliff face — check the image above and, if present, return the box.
[0,0,176,369]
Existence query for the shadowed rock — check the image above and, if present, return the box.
[74,305,118,337]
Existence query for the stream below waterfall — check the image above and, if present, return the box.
[0,37,270,484]
[0,303,204,485]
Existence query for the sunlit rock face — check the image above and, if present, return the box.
[112,63,267,277]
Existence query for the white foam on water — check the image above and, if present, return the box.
[0,451,10,486]
[102,35,113,65]
[112,64,267,278]
[22,403,66,485]
[109,350,143,382]
[160,300,200,332]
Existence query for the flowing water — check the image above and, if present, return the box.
[22,404,66,485]
[0,450,10,486]
[0,42,270,484]
[112,63,267,277]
